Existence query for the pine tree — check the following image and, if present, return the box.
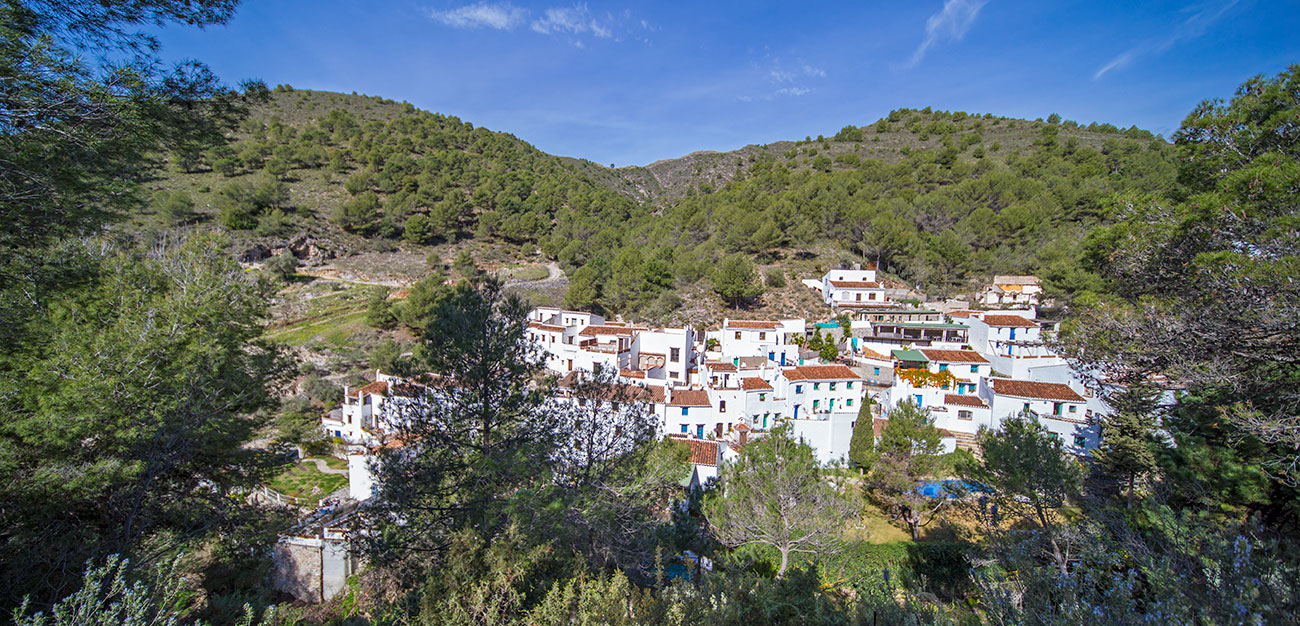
[848,400,876,473]
[1093,385,1159,508]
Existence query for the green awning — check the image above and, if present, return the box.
[891,349,928,362]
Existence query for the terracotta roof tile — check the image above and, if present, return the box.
[920,349,989,364]
[726,320,780,330]
[349,380,388,398]
[741,377,773,391]
[678,438,720,466]
[991,379,1084,402]
[668,389,711,407]
[528,321,565,331]
[828,280,882,289]
[944,394,987,407]
[782,365,864,381]
[579,325,644,337]
[706,361,738,372]
[981,315,1039,328]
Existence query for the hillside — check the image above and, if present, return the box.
[142,88,1177,329]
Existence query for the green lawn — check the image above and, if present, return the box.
[510,265,552,281]
[307,456,348,471]
[269,462,348,507]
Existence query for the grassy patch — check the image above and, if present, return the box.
[268,309,369,347]
[307,456,348,471]
[501,264,550,282]
[269,462,348,507]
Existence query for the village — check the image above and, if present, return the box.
[321,268,1107,505]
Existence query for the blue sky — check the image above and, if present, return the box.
[155,0,1300,166]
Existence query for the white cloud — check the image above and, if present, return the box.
[907,0,990,68]
[1093,0,1240,79]
[428,2,528,30]
[802,64,826,78]
[776,87,813,97]
[531,4,614,38]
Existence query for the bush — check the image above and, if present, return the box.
[764,268,786,288]
[264,251,298,282]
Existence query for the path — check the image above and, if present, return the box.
[302,457,349,476]
[505,261,568,291]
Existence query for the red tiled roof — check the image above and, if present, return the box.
[668,389,711,407]
[920,349,989,364]
[944,394,987,407]
[349,380,388,398]
[991,379,1084,402]
[579,325,644,336]
[782,365,864,381]
[858,348,891,361]
[735,423,751,431]
[706,361,738,372]
[620,370,646,379]
[947,310,978,318]
[742,377,773,391]
[681,438,720,466]
[981,315,1039,328]
[726,320,780,330]
[828,280,882,289]
[528,321,564,331]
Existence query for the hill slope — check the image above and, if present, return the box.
[143,89,1177,325]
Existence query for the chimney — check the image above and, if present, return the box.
[664,385,673,405]
[854,262,861,270]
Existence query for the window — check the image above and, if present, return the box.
[813,400,820,410]
[696,425,704,438]
[958,410,973,420]
[734,331,741,340]
[869,293,877,300]
[846,398,854,406]
[670,371,679,379]
[1068,405,1077,413]
[680,424,688,434]
[1023,402,1031,411]
[873,367,881,375]
[795,385,803,394]
[1073,434,1087,447]
[855,293,861,301]
[681,407,688,416]
[970,365,979,373]
[759,332,766,340]
[813,383,820,390]
[759,393,766,401]
[847,382,854,389]
[719,400,727,413]
[939,364,948,372]
[670,347,680,361]
[1053,402,1063,415]
[829,382,837,391]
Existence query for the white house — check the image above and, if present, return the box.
[960,313,1046,359]
[323,372,427,447]
[822,266,888,308]
[720,319,805,366]
[983,378,1098,453]
[979,275,1044,306]
[918,349,990,395]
